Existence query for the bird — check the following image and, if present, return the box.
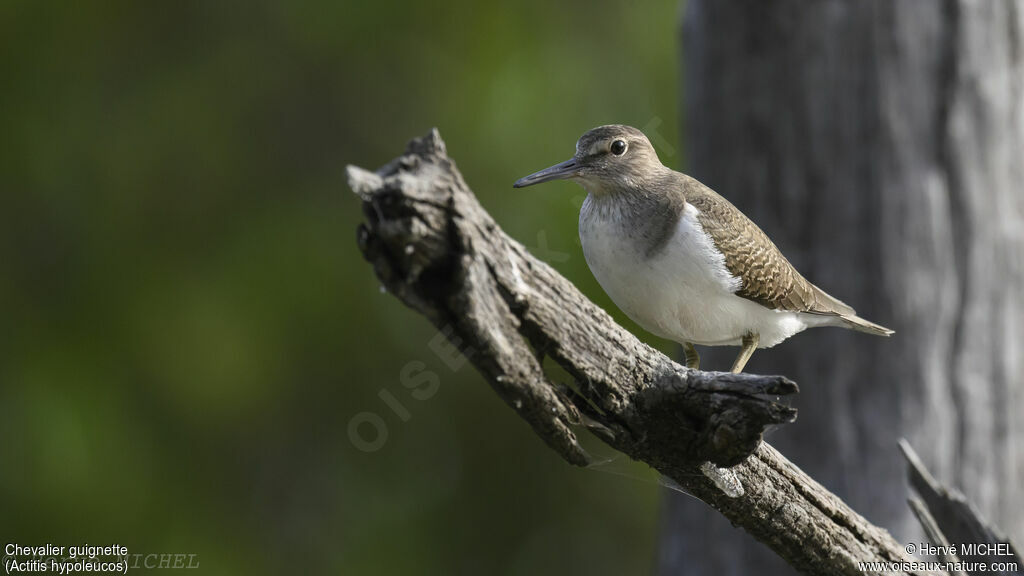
[513,124,892,373]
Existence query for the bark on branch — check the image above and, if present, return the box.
[347,129,933,576]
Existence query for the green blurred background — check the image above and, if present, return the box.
[1,1,685,573]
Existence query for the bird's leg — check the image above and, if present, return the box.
[683,342,701,370]
[730,333,759,373]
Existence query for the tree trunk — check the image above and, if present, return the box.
[660,2,1024,574]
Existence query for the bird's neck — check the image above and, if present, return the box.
[579,173,688,261]
[578,169,684,219]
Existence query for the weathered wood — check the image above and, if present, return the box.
[662,2,1024,574]
[348,130,936,576]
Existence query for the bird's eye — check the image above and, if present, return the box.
[610,139,627,156]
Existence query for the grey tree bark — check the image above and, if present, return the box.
[660,2,1024,575]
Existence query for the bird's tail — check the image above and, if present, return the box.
[840,314,894,337]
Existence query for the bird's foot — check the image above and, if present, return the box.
[683,342,701,370]
[730,333,759,373]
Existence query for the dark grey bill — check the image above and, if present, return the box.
[513,158,578,188]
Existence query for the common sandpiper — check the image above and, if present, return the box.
[514,124,893,373]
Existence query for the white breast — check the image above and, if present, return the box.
[579,197,811,348]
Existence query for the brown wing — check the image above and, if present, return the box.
[683,178,854,316]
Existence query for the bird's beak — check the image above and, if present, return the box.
[513,158,578,188]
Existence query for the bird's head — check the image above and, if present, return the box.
[513,125,665,194]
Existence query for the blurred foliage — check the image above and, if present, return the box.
[0,0,682,573]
